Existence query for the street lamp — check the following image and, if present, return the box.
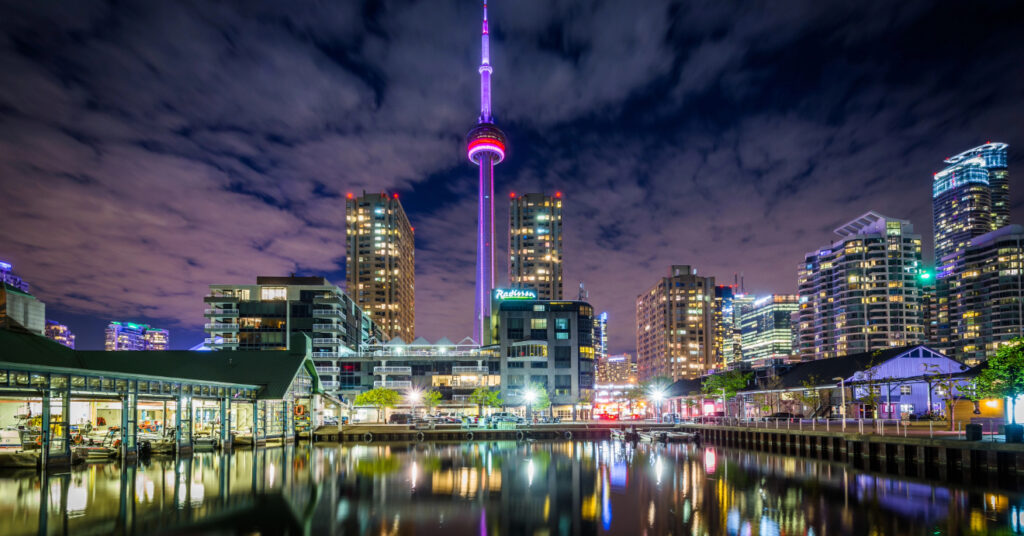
[649,387,666,422]
[524,388,538,422]
[832,377,846,431]
[407,388,423,418]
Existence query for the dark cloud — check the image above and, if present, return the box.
[0,0,1022,352]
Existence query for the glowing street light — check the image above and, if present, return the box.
[407,388,423,417]
[649,386,667,422]
[524,388,538,421]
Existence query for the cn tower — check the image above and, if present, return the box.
[467,0,507,344]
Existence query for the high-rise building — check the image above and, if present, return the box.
[932,142,1011,356]
[739,295,798,366]
[0,262,44,335]
[345,191,415,340]
[105,322,169,351]
[509,192,563,299]
[635,265,715,382]
[466,1,507,343]
[797,212,926,360]
[713,286,754,367]
[594,311,608,369]
[596,354,636,384]
[45,320,75,349]
[950,224,1024,365]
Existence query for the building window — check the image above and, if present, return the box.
[531,361,548,369]
[508,362,524,368]
[261,287,287,301]
[556,332,569,340]
[530,318,547,330]
[555,318,569,330]
[899,385,912,395]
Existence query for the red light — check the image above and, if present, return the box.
[410,226,415,232]
[510,192,516,198]
[555,191,562,198]
[393,193,398,199]
[346,192,354,199]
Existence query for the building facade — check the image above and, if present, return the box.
[593,311,608,377]
[204,276,383,392]
[739,294,798,366]
[797,212,926,360]
[597,354,636,384]
[509,192,563,299]
[345,191,415,341]
[0,262,44,336]
[45,320,75,349]
[493,292,595,416]
[950,225,1024,365]
[636,265,715,382]
[105,322,169,351]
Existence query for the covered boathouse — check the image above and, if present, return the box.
[0,326,321,469]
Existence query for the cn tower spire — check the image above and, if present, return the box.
[466,0,506,344]
[479,1,493,123]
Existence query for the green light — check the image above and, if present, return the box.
[919,271,933,281]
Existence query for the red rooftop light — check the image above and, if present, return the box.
[555,191,562,198]
[393,193,399,199]
[510,192,516,198]
[346,192,354,199]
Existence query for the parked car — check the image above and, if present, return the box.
[486,412,523,425]
[388,413,413,424]
[536,416,562,424]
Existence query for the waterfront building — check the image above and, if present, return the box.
[45,320,75,349]
[491,289,595,418]
[508,192,563,299]
[597,354,636,384]
[1,326,318,467]
[204,276,383,393]
[0,264,45,336]
[345,191,415,340]
[739,295,798,367]
[797,212,926,360]
[713,286,754,367]
[466,1,507,343]
[949,225,1024,365]
[105,322,169,351]
[635,265,715,382]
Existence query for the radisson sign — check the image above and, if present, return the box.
[493,288,538,300]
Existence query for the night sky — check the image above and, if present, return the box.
[1,1,1022,353]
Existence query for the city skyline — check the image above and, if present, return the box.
[1,1,1023,352]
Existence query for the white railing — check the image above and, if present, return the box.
[204,323,239,331]
[313,338,342,345]
[315,366,340,374]
[312,352,343,358]
[313,323,343,331]
[374,380,412,389]
[452,366,489,374]
[321,380,340,389]
[204,308,239,316]
[205,337,239,344]
[374,366,412,375]
[452,395,471,403]
[313,309,345,318]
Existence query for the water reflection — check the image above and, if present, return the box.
[0,441,1022,535]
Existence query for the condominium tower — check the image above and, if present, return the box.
[509,192,563,299]
[739,295,798,366]
[345,191,415,340]
[797,212,926,360]
[106,322,169,351]
[635,265,715,381]
[45,320,76,349]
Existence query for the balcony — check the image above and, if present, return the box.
[312,352,343,358]
[321,380,340,390]
[313,309,345,318]
[204,294,239,303]
[205,337,239,346]
[314,296,342,304]
[313,338,342,346]
[452,394,471,403]
[373,380,412,389]
[452,366,489,374]
[204,323,239,332]
[313,323,344,333]
[204,308,239,317]
[374,366,412,375]
[315,366,340,374]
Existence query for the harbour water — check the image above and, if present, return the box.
[1,440,1022,535]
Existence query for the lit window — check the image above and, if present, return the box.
[261,287,287,301]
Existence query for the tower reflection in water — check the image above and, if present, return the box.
[0,441,1021,535]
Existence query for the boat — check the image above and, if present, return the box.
[73,445,118,462]
[232,433,254,447]
[0,451,39,468]
[664,431,698,443]
[193,436,218,451]
[637,431,664,442]
[610,429,627,441]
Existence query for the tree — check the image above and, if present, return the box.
[794,374,826,418]
[971,338,1024,415]
[469,387,503,417]
[701,370,751,418]
[353,388,402,422]
[530,383,551,411]
[423,390,443,414]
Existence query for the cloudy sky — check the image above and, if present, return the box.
[1,0,1022,352]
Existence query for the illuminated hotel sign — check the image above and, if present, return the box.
[493,288,537,300]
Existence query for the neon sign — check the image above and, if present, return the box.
[493,288,537,300]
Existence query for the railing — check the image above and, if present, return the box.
[204,308,239,316]
[315,366,340,374]
[313,323,344,332]
[452,395,471,403]
[374,366,412,375]
[204,323,239,331]
[313,296,342,304]
[313,338,342,345]
[312,352,343,358]
[204,294,240,301]
[452,366,489,374]
[373,380,412,389]
[687,417,972,439]
[204,337,239,345]
[313,309,345,318]
[320,380,340,389]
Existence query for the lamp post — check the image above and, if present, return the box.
[832,377,846,431]
[650,388,666,422]
[524,388,538,423]
[407,388,422,418]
